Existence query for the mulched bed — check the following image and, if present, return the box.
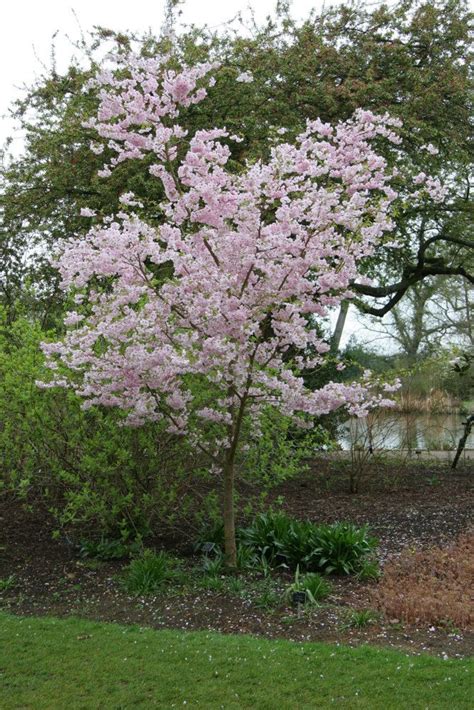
[1,459,473,657]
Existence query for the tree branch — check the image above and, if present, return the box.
[354,264,474,317]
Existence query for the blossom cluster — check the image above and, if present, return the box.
[41,54,442,452]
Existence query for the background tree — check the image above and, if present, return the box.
[428,278,474,348]
[362,276,474,363]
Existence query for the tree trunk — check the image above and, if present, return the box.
[331,301,349,353]
[452,414,474,470]
[223,456,237,567]
[221,383,251,569]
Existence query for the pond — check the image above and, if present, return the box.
[338,411,474,452]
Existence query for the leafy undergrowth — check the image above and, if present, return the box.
[373,532,474,629]
[1,613,472,709]
[236,512,377,575]
[1,470,472,658]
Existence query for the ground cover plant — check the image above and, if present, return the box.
[342,609,381,630]
[0,613,472,709]
[238,512,377,574]
[121,550,181,596]
[116,514,374,601]
[373,532,474,629]
[284,568,333,604]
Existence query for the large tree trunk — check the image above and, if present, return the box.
[223,455,237,567]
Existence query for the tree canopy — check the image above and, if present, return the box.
[1,0,472,331]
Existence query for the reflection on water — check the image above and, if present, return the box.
[339,411,474,451]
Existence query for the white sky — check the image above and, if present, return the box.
[1,0,339,148]
[0,0,386,349]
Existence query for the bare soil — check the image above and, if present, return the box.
[1,460,472,657]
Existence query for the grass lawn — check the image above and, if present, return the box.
[0,613,472,709]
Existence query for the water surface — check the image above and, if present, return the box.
[338,411,474,451]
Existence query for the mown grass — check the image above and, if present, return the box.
[0,613,472,709]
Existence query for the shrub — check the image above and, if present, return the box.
[307,522,377,575]
[373,533,474,629]
[122,550,178,595]
[239,408,335,486]
[1,315,319,543]
[240,512,377,575]
[0,314,214,540]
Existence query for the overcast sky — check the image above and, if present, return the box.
[0,0,384,348]
[1,0,341,147]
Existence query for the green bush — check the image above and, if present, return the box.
[239,408,335,485]
[0,313,208,540]
[122,550,178,595]
[306,522,377,575]
[240,512,377,575]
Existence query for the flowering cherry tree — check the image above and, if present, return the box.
[40,54,442,565]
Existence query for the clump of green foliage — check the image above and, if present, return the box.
[0,313,207,541]
[122,550,179,595]
[342,609,380,629]
[285,567,333,604]
[356,558,382,582]
[0,575,16,592]
[201,512,378,575]
[78,537,143,561]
